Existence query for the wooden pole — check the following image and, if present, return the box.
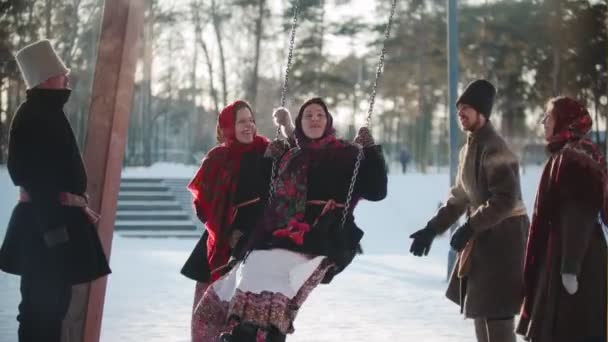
[446,0,461,280]
[61,0,144,341]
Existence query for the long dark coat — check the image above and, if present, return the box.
[516,140,607,342]
[0,88,110,284]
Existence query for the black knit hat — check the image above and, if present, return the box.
[456,79,496,119]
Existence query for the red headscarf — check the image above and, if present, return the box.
[188,100,269,279]
[546,96,594,150]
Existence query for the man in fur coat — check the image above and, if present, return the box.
[409,79,529,342]
[0,40,110,342]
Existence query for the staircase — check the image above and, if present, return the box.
[115,178,201,238]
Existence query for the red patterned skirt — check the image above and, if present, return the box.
[193,249,332,337]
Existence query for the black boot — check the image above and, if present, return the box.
[266,327,286,342]
[219,332,233,342]
[230,322,258,342]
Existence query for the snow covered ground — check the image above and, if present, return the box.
[121,162,200,179]
[0,163,541,341]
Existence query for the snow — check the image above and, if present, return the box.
[121,162,200,179]
[0,167,20,342]
[0,164,541,341]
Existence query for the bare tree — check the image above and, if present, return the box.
[192,0,219,114]
[45,0,53,38]
[549,0,562,95]
[246,0,266,108]
[141,0,155,166]
[211,0,228,106]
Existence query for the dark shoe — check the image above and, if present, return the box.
[231,322,258,342]
[219,332,233,342]
[266,327,286,342]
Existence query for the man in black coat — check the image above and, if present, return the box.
[0,39,110,342]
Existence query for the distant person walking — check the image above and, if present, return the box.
[399,146,411,174]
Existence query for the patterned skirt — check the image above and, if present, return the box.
[191,281,223,342]
[193,249,332,337]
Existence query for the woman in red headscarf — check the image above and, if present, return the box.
[517,96,607,342]
[182,100,293,342]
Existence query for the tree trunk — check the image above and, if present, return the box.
[480,0,489,76]
[189,19,199,157]
[0,79,5,164]
[247,0,265,108]
[162,37,175,162]
[197,31,219,115]
[416,11,430,173]
[211,0,227,107]
[45,0,53,39]
[62,0,86,66]
[25,2,36,44]
[550,0,562,95]
[316,0,326,94]
[191,0,219,115]
[142,0,154,166]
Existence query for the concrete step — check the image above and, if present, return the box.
[121,178,164,182]
[115,210,193,221]
[164,178,197,224]
[120,184,169,192]
[114,220,197,231]
[118,192,175,201]
[116,178,196,233]
[118,231,201,239]
[117,200,182,211]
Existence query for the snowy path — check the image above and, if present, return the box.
[98,238,476,342]
[0,166,539,341]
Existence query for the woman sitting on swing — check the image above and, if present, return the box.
[194,97,388,341]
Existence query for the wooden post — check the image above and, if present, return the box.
[61,0,144,341]
[446,0,460,280]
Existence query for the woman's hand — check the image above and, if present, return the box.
[273,107,295,138]
[264,139,290,159]
[354,127,375,147]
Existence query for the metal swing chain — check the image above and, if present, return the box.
[268,0,301,202]
[365,0,398,128]
[340,146,364,230]
[340,0,398,230]
[278,0,301,127]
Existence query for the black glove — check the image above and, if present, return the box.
[450,222,474,252]
[409,226,437,256]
